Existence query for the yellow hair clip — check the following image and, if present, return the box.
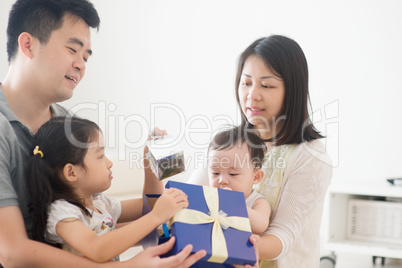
[33,146,44,158]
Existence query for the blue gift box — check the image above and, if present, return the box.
[141,194,175,257]
[141,194,162,249]
[165,181,256,267]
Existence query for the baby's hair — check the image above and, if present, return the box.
[208,126,267,169]
[25,116,101,246]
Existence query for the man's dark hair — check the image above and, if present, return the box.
[7,0,100,63]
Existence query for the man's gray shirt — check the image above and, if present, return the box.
[0,88,68,238]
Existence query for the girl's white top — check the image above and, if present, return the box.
[46,194,122,261]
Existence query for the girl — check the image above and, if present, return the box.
[190,35,333,267]
[26,116,188,262]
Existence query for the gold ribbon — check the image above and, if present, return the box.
[171,186,251,263]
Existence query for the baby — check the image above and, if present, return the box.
[207,126,271,235]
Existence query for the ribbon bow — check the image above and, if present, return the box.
[171,186,251,263]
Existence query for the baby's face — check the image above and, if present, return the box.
[208,143,257,198]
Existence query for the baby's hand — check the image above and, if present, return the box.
[151,188,188,223]
[221,186,233,191]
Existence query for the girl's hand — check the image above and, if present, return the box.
[143,127,167,194]
[151,188,189,223]
[148,127,168,141]
[144,127,168,161]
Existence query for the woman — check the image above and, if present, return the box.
[189,35,332,268]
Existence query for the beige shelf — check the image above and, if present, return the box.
[326,239,402,259]
[325,180,402,262]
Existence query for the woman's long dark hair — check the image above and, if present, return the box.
[25,116,100,245]
[235,35,324,145]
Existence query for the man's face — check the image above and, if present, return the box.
[32,14,92,103]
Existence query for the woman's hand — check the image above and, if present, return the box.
[151,188,189,223]
[234,234,260,268]
[123,236,206,268]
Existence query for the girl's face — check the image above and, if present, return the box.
[238,55,285,139]
[74,131,113,196]
[208,143,263,199]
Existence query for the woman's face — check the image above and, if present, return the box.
[238,55,285,139]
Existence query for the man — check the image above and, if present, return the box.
[0,0,205,267]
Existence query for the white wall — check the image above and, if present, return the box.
[1,0,402,193]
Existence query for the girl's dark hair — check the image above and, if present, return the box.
[25,116,101,246]
[208,126,267,169]
[7,0,100,63]
[235,35,324,146]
